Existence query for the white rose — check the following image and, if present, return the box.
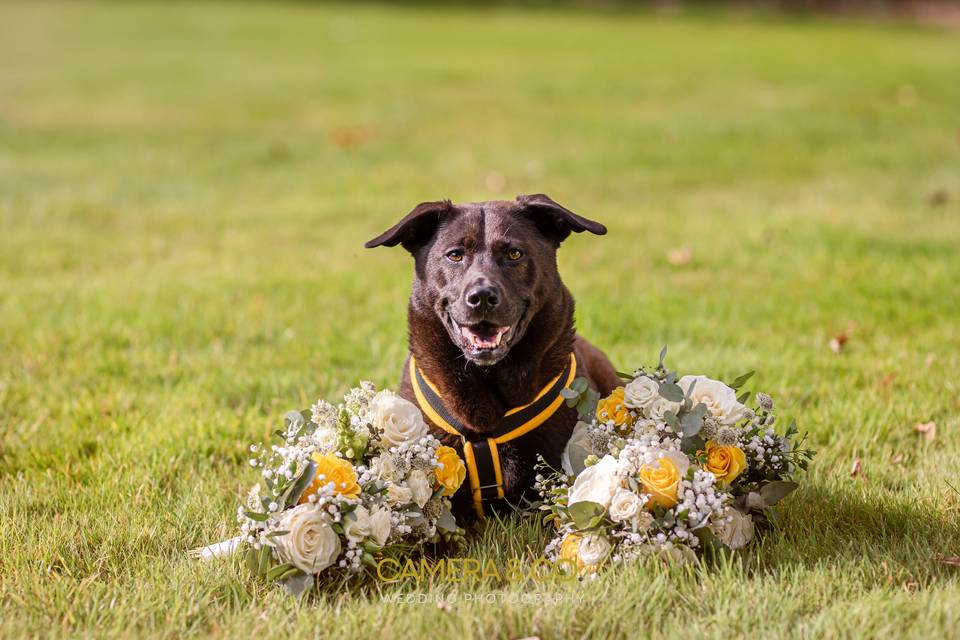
[384,482,413,507]
[568,455,621,509]
[608,488,642,523]
[274,505,342,574]
[713,508,754,550]
[679,375,747,426]
[623,376,659,411]
[407,470,433,508]
[578,534,611,567]
[630,509,655,532]
[639,543,697,565]
[311,425,339,451]
[647,397,682,422]
[370,390,429,447]
[368,508,392,547]
[562,420,593,476]
[342,505,372,542]
[374,455,401,482]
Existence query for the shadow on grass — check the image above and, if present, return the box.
[740,483,960,582]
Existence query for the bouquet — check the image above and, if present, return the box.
[193,382,467,595]
[537,349,814,574]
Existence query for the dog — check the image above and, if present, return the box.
[365,194,620,518]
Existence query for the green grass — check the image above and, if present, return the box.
[2,1,960,637]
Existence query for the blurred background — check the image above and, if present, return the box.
[2,0,958,447]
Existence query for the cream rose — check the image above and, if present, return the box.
[713,508,754,549]
[384,482,413,507]
[647,397,682,422]
[631,510,655,532]
[343,505,371,542]
[562,420,593,476]
[639,543,698,565]
[623,376,659,411]
[578,534,612,567]
[371,390,429,447]
[310,425,339,451]
[678,375,747,426]
[608,488,643,523]
[407,469,433,508]
[368,508,392,546]
[568,455,621,508]
[274,505,342,574]
[375,455,401,482]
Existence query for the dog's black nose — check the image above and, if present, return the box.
[465,285,500,311]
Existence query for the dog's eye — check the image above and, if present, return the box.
[506,248,524,261]
[445,249,464,263]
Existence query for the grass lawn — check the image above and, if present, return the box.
[2,1,960,637]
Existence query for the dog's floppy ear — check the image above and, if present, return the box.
[515,193,606,243]
[364,200,454,252]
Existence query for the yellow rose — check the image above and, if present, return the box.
[700,441,746,488]
[299,453,361,503]
[558,533,583,571]
[595,387,635,431]
[638,457,681,510]
[434,445,466,497]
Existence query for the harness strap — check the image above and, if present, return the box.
[409,353,577,518]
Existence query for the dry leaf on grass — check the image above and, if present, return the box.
[891,453,905,465]
[329,126,375,149]
[937,557,960,567]
[914,421,936,443]
[829,332,849,354]
[877,373,896,389]
[927,189,950,207]
[850,457,862,477]
[666,246,693,266]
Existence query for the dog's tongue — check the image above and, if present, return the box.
[460,324,511,350]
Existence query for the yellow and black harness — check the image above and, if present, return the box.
[409,353,577,518]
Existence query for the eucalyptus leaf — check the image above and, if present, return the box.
[282,460,318,508]
[615,370,634,380]
[663,411,681,431]
[680,403,709,438]
[659,382,684,402]
[279,571,314,598]
[730,371,755,390]
[680,434,705,455]
[567,501,605,530]
[566,442,590,476]
[737,391,751,404]
[437,507,457,532]
[760,481,798,506]
[560,388,579,400]
[243,510,269,522]
[576,389,599,419]
[658,345,668,368]
[570,377,589,393]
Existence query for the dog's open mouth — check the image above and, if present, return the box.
[458,321,512,352]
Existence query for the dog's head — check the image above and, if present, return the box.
[365,194,606,365]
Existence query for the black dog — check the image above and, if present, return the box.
[366,194,620,518]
